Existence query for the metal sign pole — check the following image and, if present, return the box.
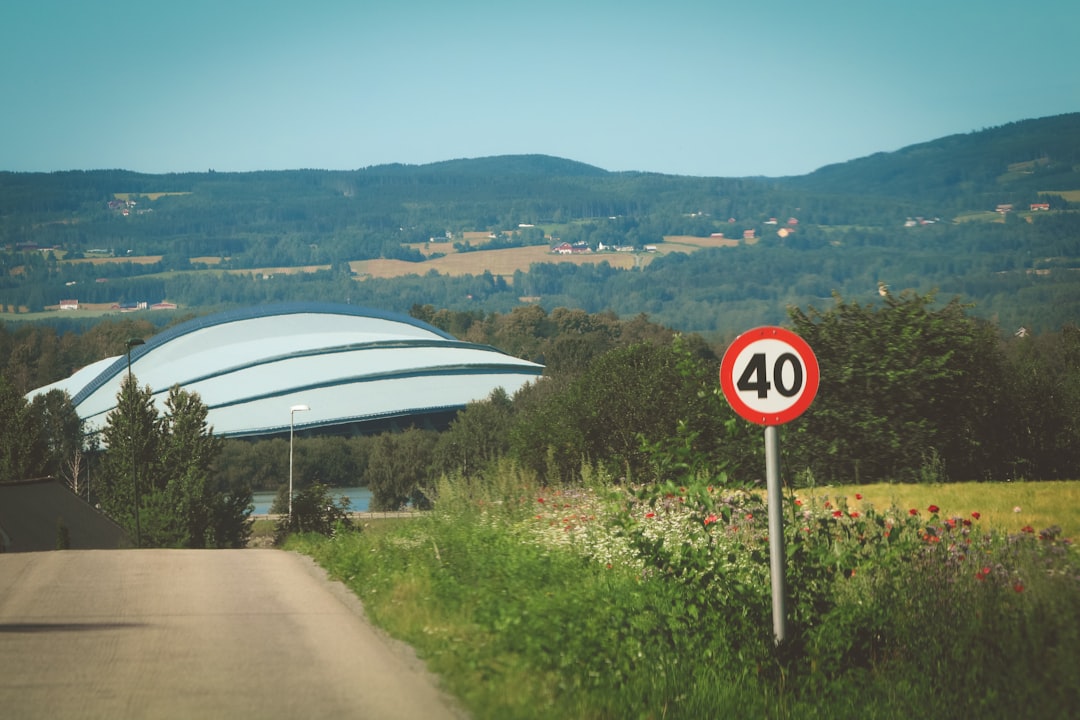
[764,424,787,645]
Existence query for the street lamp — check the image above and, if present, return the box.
[126,337,145,548]
[288,404,310,522]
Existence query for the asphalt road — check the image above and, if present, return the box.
[0,550,467,720]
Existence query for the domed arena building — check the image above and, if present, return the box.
[29,303,544,438]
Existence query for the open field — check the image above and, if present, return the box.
[1041,189,1080,202]
[351,245,652,281]
[225,265,332,276]
[661,234,740,248]
[59,255,164,265]
[801,480,1080,538]
[113,192,192,201]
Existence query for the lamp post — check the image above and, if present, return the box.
[126,337,145,548]
[288,404,310,522]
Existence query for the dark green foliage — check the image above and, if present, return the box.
[96,379,252,547]
[788,290,1007,482]
[365,428,437,510]
[272,481,353,543]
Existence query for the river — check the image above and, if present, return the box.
[251,486,372,515]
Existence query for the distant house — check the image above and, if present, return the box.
[1030,202,1050,211]
[996,204,1014,214]
[59,299,79,310]
[743,229,756,240]
[151,301,178,311]
[764,218,778,225]
[787,217,799,226]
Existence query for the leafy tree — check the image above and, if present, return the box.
[0,374,40,481]
[365,428,438,510]
[787,290,1006,483]
[271,481,353,543]
[432,388,515,478]
[28,389,84,482]
[97,374,160,537]
[97,378,251,547]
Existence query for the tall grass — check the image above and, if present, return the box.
[290,474,1080,719]
[807,481,1080,537]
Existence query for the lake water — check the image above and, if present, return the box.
[251,486,371,515]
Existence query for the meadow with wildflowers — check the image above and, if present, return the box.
[291,468,1080,720]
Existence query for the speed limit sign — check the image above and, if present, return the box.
[720,326,819,425]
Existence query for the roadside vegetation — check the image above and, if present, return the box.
[290,471,1080,719]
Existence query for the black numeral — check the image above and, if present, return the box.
[737,353,771,398]
[737,352,803,399]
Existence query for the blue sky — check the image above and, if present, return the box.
[3,0,1077,177]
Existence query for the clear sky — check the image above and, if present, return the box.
[3,0,1077,178]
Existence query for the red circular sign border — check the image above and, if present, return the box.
[720,326,819,426]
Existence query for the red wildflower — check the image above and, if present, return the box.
[645,512,656,519]
[928,505,940,514]
[832,510,844,518]
[794,499,802,506]
[824,501,832,509]
[855,493,863,500]
[971,512,981,520]
[537,497,545,504]
[1014,583,1025,593]
[849,511,860,518]
[745,513,754,520]
[704,514,719,527]
[962,519,972,527]
[909,508,919,516]
[1021,525,1035,534]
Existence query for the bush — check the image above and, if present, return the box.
[273,482,354,544]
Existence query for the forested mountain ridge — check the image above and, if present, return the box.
[1,112,1078,338]
[784,113,1080,205]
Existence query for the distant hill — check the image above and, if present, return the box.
[1,113,1078,338]
[782,113,1080,202]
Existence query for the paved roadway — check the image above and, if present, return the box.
[0,550,467,720]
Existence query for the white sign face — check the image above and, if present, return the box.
[720,327,819,425]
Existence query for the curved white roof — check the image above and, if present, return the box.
[32,303,544,438]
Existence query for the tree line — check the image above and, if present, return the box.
[2,294,1077,536]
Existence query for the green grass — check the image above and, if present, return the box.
[289,477,1080,719]
[802,480,1080,539]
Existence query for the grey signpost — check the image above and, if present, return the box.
[720,326,819,644]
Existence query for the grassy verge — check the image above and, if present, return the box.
[289,476,1080,719]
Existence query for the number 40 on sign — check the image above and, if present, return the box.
[720,326,819,426]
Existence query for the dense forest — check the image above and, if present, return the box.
[1,113,1078,338]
